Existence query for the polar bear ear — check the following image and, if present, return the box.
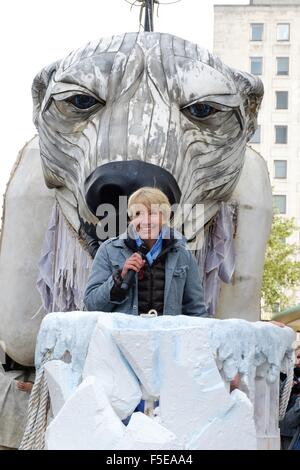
[32,61,60,127]
[233,70,264,142]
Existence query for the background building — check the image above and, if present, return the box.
[214,0,300,307]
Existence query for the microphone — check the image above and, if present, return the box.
[120,268,136,291]
[120,247,147,291]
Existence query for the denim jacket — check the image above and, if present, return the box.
[83,230,208,317]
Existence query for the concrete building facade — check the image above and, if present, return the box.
[214,0,300,307]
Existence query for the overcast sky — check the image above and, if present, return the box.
[0,0,249,199]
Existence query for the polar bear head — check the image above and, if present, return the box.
[32,33,263,249]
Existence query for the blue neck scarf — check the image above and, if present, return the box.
[134,226,166,266]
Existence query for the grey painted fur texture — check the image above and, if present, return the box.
[32,32,263,233]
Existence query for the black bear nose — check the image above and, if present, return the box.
[84,160,181,217]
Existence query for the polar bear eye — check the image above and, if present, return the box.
[66,94,99,109]
[186,103,216,119]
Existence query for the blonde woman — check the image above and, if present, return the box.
[84,187,208,317]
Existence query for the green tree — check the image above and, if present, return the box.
[262,215,300,313]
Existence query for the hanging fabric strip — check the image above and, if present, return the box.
[36,202,93,313]
[195,202,236,316]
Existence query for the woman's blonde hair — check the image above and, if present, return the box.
[128,187,171,224]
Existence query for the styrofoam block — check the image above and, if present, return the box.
[82,317,142,419]
[112,325,234,442]
[112,329,163,398]
[45,376,125,450]
[158,328,234,442]
[44,360,73,416]
[115,412,182,450]
[186,389,257,450]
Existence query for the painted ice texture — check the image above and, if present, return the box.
[35,311,295,450]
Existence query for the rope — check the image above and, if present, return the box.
[279,356,294,421]
[19,352,52,450]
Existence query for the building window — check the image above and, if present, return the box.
[250,125,261,144]
[276,57,289,76]
[277,23,290,42]
[250,57,263,75]
[273,302,280,313]
[275,125,288,144]
[273,195,286,214]
[276,91,288,110]
[274,160,287,179]
[251,23,263,41]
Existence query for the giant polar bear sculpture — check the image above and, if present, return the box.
[0,33,272,367]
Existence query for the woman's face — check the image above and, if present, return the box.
[132,204,163,240]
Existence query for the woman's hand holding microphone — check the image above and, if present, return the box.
[121,253,145,279]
